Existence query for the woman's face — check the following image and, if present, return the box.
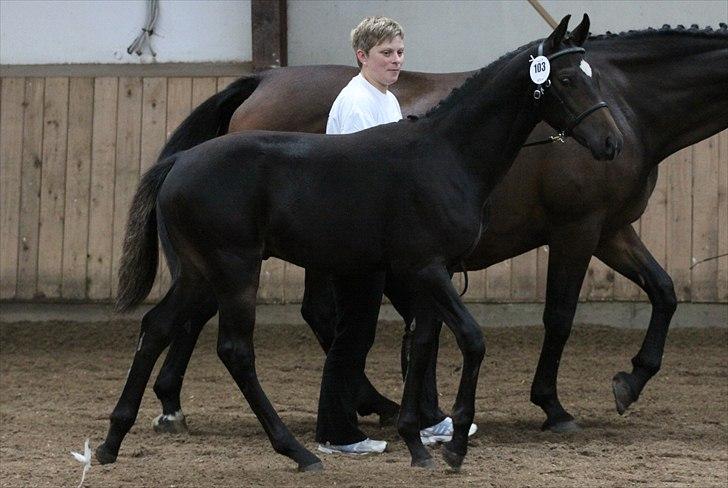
[357,35,404,93]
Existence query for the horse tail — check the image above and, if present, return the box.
[157,75,260,160]
[115,156,177,312]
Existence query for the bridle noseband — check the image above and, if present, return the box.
[523,42,609,147]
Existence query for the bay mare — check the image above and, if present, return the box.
[99,16,621,471]
[144,23,728,437]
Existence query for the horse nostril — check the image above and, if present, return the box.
[605,136,618,158]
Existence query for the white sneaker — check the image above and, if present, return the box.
[317,438,387,455]
[420,417,478,445]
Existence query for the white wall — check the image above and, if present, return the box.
[0,0,251,64]
[1,0,725,68]
[288,0,728,71]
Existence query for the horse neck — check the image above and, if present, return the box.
[592,31,728,163]
[426,48,539,191]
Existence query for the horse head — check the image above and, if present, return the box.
[536,14,623,161]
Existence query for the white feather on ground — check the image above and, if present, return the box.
[70,439,91,488]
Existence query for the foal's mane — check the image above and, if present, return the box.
[424,38,541,118]
[424,22,727,119]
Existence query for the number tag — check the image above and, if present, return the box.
[580,59,592,77]
[530,55,550,84]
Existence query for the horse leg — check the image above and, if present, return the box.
[96,276,206,464]
[151,293,218,433]
[397,265,485,470]
[594,225,677,415]
[214,253,322,472]
[530,222,600,432]
[386,271,447,429]
[301,270,399,425]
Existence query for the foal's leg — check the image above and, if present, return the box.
[386,272,447,428]
[96,277,206,464]
[594,225,677,415]
[530,222,600,432]
[301,270,399,425]
[398,265,485,470]
[151,293,218,433]
[214,253,322,471]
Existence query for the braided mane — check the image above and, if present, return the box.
[424,23,727,119]
[589,22,728,41]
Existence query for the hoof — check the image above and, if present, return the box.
[612,372,637,415]
[298,461,324,472]
[95,443,117,465]
[545,419,581,433]
[411,457,436,469]
[152,411,188,434]
[441,444,464,470]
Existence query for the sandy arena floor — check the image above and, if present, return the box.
[1,319,726,487]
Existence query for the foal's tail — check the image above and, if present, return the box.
[115,156,177,312]
[152,75,260,287]
[115,76,260,312]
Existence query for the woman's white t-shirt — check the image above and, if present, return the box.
[326,73,403,135]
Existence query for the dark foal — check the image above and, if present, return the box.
[98,15,621,471]
[147,22,728,435]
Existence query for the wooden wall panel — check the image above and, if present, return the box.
[691,136,720,302]
[461,269,486,303]
[192,77,217,107]
[16,78,45,299]
[486,260,510,302]
[86,77,118,300]
[139,77,168,301]
[110,77,143,298]
[0,78,25,299]
[37,77,69,298]
[61,78,94,299]
[512,249,538,301]
[666,146,694,301]
[718,131,728,302]
[0,75,725,306]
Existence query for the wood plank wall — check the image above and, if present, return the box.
[0,76,726,304]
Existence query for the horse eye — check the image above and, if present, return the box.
[559,77,572,86]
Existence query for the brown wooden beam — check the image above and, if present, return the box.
[251,0,287,71]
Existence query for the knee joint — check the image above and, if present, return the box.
[461,325,485,360]
[217,340,254,370]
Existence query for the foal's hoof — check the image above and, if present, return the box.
[612,371,638,415]
[152,411,188,434]
[411,457,436,469]
[95,443,117,465]
[441,443,464,471]
[298,461,324,472]
[543,419,581,433]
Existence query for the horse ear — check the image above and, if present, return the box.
[570,14,590,46]
[547,15,571,49]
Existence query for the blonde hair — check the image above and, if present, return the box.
[351,16,404,67]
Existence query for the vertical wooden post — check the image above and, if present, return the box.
[251,0,287,72]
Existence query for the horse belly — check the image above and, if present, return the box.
[264,199,385,273]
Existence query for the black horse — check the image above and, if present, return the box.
[145,22,728,436]
[98,15,621,471]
